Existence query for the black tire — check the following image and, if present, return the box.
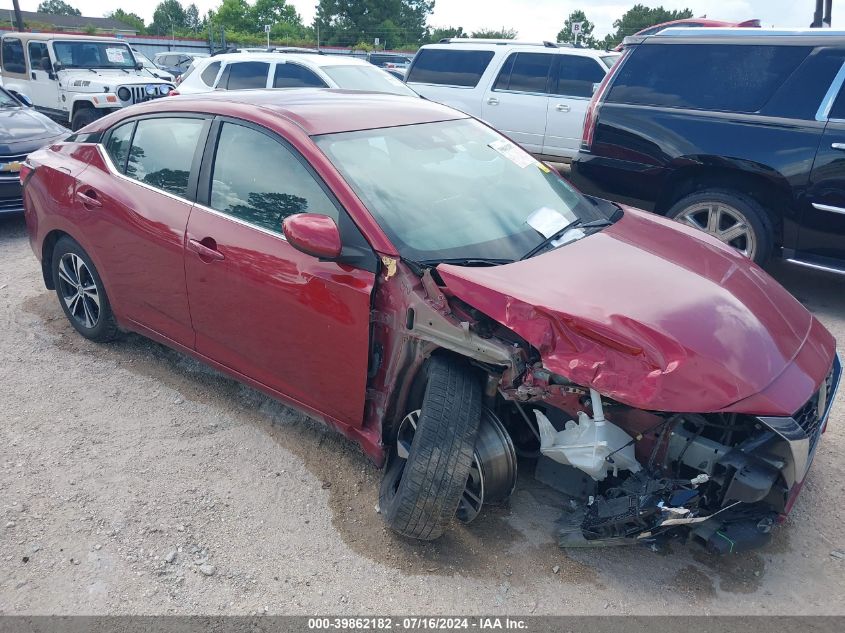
[51,236,119,343]
[379,356,482,541]
[71,106,101,132]
[666,189,773,265]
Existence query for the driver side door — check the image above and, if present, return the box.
[184,118,376,427]
[27,42,60,111]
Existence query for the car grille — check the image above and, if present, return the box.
[0,153,28,182]
[794,363,838,451]
[127,85,166,104]
[0,195,24,214]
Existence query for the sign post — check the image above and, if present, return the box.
[571,21,583,46]
[265,24,271,49]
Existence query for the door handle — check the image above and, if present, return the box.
[487,97,499,106]
[832,143,845,151]
[76,189,102,208]
[188,237,225,262]
[555,104,571,112]
[31,71,36,80]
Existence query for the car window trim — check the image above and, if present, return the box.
[817,59,845,121]
[99,112,212,204]
[196,115,378,272]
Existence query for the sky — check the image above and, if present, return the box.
[7,1,818,40]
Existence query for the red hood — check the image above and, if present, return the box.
[437,208,835,414]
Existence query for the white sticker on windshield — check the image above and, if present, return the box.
[489,139,536,168]
[526,206,569,238]
[106,47,127,63]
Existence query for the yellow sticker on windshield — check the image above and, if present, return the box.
[537,163,551,173]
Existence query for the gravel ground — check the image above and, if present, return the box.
[1,213,844,615]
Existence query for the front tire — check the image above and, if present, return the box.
[71,106,101,132]
[666,189,773,264]
[51,236,118,343]
[379,356,482,541]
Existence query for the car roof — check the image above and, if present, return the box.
[1,32,130,43]
[203,52,374,67]
[104,89,466,136]
[634,27,845,45]
[418,40,610,59]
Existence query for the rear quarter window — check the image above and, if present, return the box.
[407,49,495,87]
[200,61,221,86]
[2,38,25,74]
[607,44,812,113]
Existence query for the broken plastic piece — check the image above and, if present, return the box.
[535,392,641,481]
[690,474,710,486]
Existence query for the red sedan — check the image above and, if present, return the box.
[22,90,839,552]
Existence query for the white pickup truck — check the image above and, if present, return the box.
[0,32,174,131]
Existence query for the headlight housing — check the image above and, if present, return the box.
[159,84,171,96]
[145,84,157,96]
[117,87,131,102]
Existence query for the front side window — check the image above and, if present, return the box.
[554,55,605,98]
[607,44,812,113]
[320,65,416,96]
[2,38,25,74]
[201,61,221,86]
[53,41,136,69]
[125,118,204,197]
[209,122,337,234]
[493,52,553,94]
[406,49,494,87]
[315,118,610,262]
[28,42,50,72]
[221,61,269,90]
[273,63,327,88]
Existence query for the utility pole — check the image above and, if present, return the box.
[11,0,23,32]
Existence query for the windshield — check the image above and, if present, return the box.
[320,65,417,96]
[601,54,620,68]
[133,50,155,68]
[315,118,611,262]
[53,41,136,69]
[0,87,22,108]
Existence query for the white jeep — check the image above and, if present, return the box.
[0,33,174,131]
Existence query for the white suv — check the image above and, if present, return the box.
[0,33,174,130]
[175,53,417,97]
[406,40,620,160]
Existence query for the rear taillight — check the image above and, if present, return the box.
[168,90,180,96]
[580,50,629,151]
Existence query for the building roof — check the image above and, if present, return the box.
[0,8,136,33]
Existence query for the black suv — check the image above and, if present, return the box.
[569,28,845,273]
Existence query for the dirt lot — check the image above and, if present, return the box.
[1,213,844,615]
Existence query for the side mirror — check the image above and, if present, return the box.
[9,90,33,107]
[282,213,342,259]
[135,62,144,71]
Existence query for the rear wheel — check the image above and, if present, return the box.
[666,189,773,264]
[379,356,482,541]
[51,237,118,343]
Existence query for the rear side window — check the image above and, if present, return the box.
[2,38,25,74]
[554,55,605,98]
[209,122,338,233]
[273,63,326,88]
[105,122,134,173]
[221,61,269,90]
[494,53,553,93]
[607,44,812,113]
[201,61,221,86]
[125,118,205,197]
[407,49,494,87]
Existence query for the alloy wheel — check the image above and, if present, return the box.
[57,253,100,329]
[675,202,757,260]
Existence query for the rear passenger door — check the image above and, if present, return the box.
[216,61,271,90]
[543,54,607,159]
[272,62,327,88]
[481,52,554,154]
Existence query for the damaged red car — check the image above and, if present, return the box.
[22,90,840,553]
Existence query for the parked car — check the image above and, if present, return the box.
[131,48,174,82]
[152,51,209,78]
[21,90,839,551]
[612,17,761,49]
[406,39,620,160]
[174,53,416,97]
[383,65,406,81]
[367,52,413,68]
[570,28,845,272]
[0,85,67,215]
[0,33,174,131]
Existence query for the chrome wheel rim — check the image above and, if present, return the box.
[675,202,757,259]
[395,408,517,525]
[57,253,100,329]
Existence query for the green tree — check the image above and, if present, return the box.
[37,0,81,15]
[315,0,434,49]
[251,0,302,29]
[557,10,596,47]
[426,25,466,43]
[185,3,201,31]
[213,0,251,33]
[105,9,146,33]
[601,4,693,49]
[152,0,187,36]
[470,27,517,39]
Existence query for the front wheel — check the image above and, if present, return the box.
[71,106,102,131]
[379,356,482,541]
[666,189,773,264]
